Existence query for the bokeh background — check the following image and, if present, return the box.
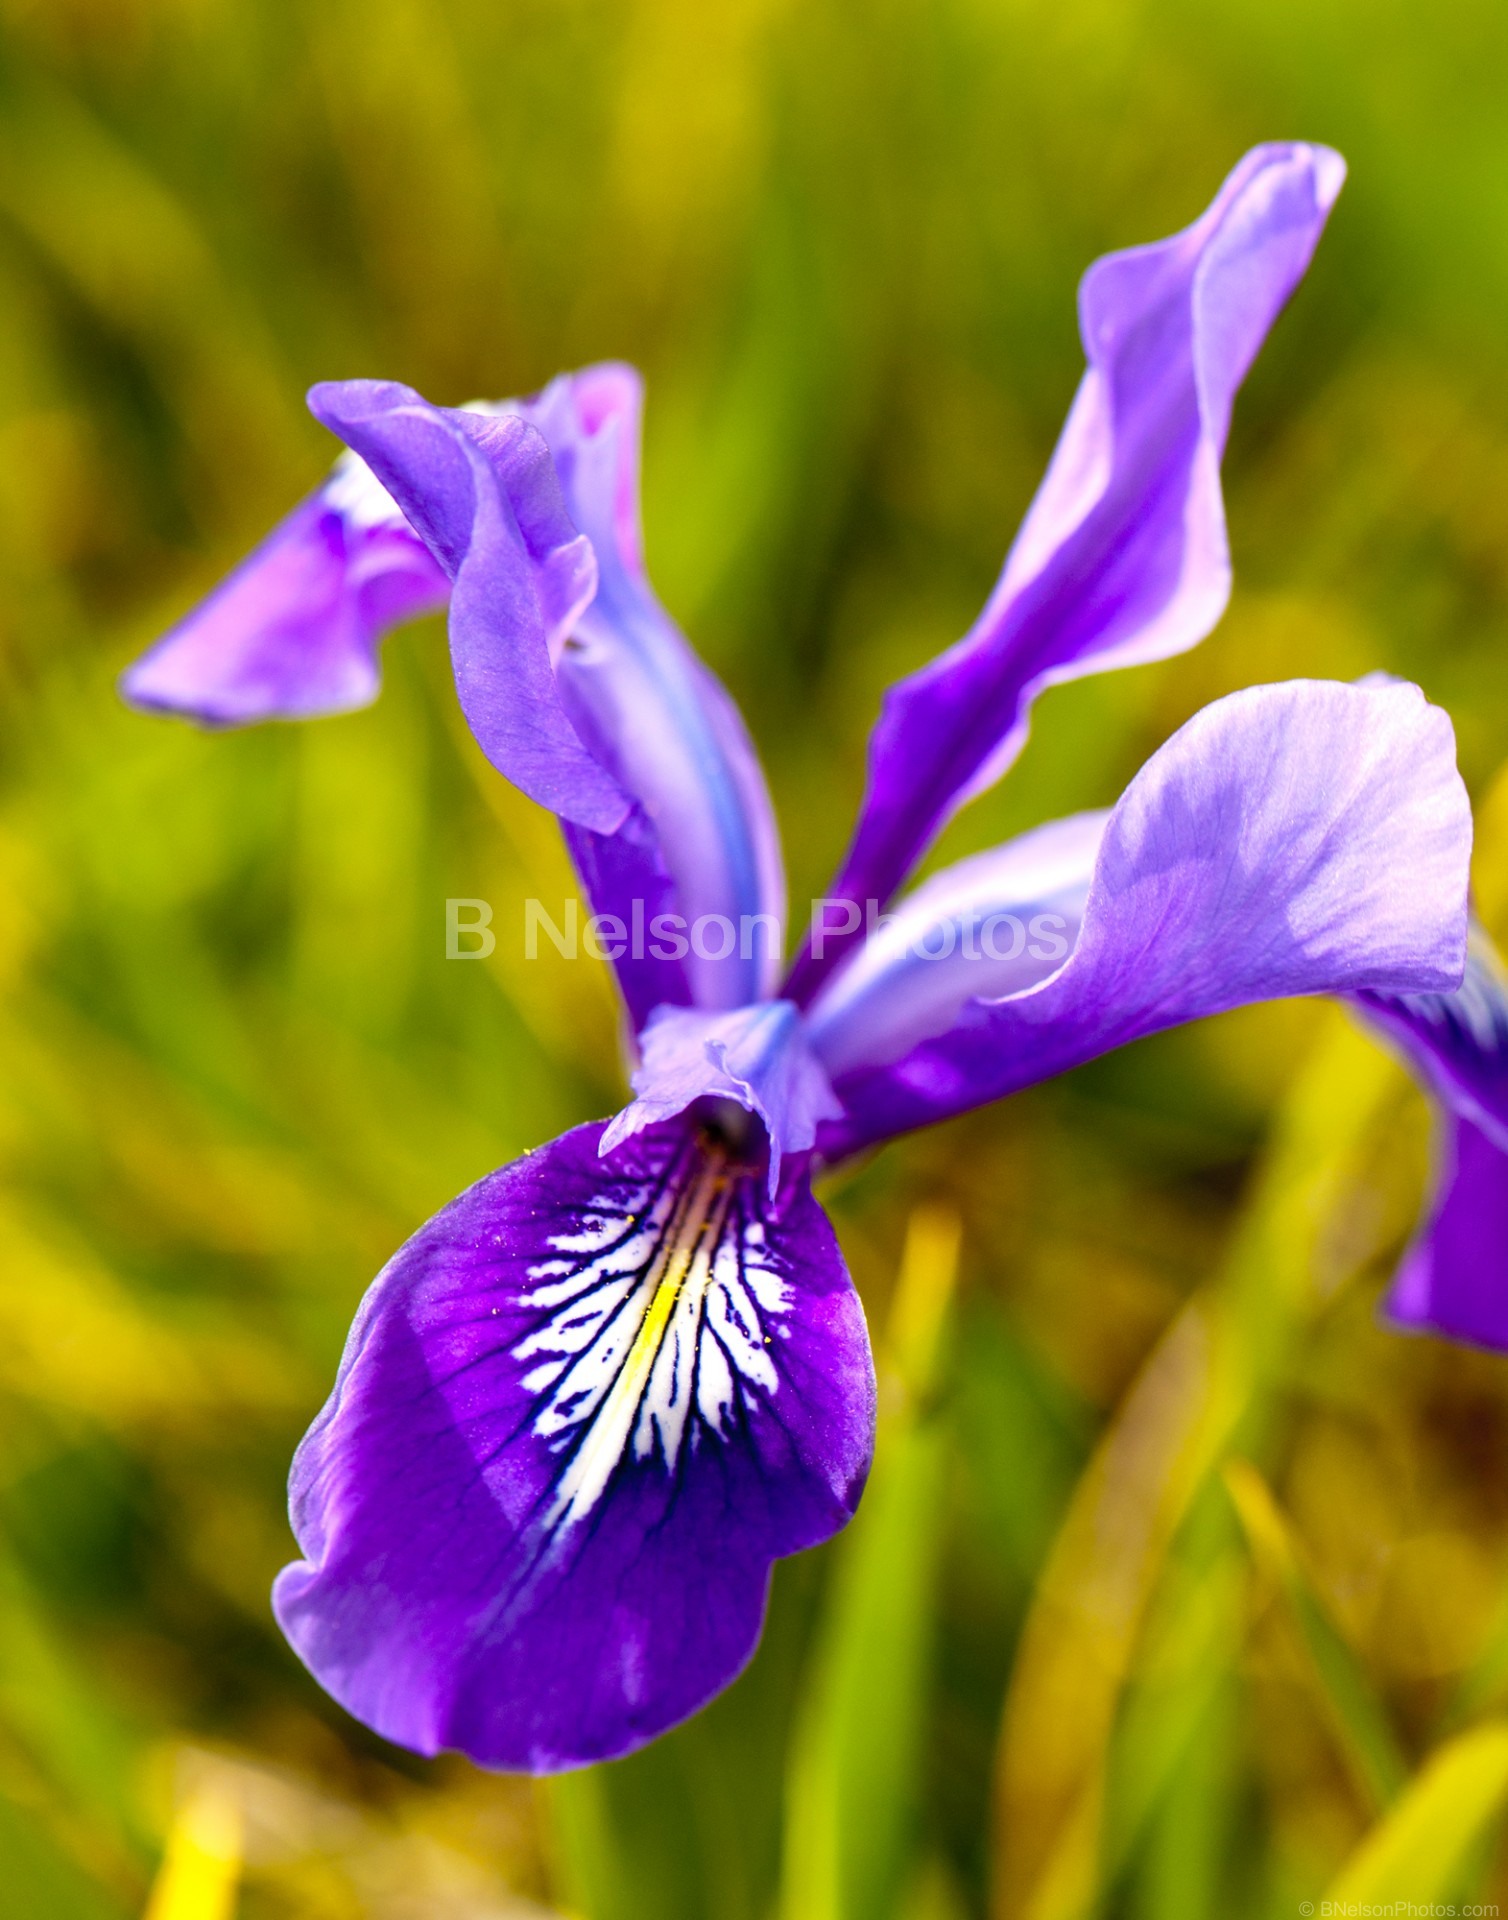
[5,0,1508,1915]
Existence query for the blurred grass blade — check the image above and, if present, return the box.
[779,1207,961,1920]
[991,1298,1218,1920]
[895,1854,972,1920]
[991,1012,1402,1920]
[545,1769,622,1920]
[1100,1496,1246,1896]
[1324,1721,1508,1908]
[1124,1662,1239,1920]
[0,1553,147,1891]
[0,1795,128,1920]
[1224,1458,1408,1810]
[143,1777,241,1920]
[0,66,301,496]
[1450,1581,1508,1729]
[886,1206,962,1399]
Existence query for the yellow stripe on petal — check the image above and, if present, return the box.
[547,1147,733,1528]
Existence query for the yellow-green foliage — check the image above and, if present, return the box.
[3,1,1508,1914]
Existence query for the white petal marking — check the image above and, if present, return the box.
[513,1144,792,1531]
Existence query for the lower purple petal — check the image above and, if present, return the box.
[273,1120,874,1772]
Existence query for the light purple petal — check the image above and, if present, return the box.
[315,370,786,1016]
[273,1119,874,1773]
[789,142,1346,1000]
[119,458,448,725]
[805,811,1106,1079]
[817,679,1469,1159]
[512,366,786,1010]
[601,1002,843,1197]
[1384,1113,1508,1351]
[506,364,650,592]
[308,380,622,832]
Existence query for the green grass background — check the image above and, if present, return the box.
[4,0,1508,1914]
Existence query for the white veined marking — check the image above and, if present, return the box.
[515,1147,791,1533]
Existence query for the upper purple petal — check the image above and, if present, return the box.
[558,808,687,1031]
[315,370,786,1017]
[273,1119,874,1772]
[119,458,448,725]
[600,1001,843,1197]
[788,141,1346,1001]
[512,367,786,1011]
[815,678,1469,1159]
[308,380,622,832]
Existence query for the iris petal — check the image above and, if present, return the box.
[790,141,1345,999]
[512,367,786,1009]
[316,370,786,1016]
[273,1120,874,1772]
[119,466,447,725]
[819,679,1469,1160]
[1385,1114,1508,1352]
[602,1001,843,1196]
[125,365,783,1021]
[1350,924,1508,1350]
[1354,921,1508,1151]
[308,381,621,828]
[805,810,1106,1079]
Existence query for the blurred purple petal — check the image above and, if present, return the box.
[273,1120,874,1772]
[1385,1113,1508,1351]
[602,1002,842,1196]
[818,679,1469,1159]
[1351,925,1508,1351]
[790,141,1345,999]
[806,810,1106,1079]
[1353,922,1508,1150]
[119,461,447,725]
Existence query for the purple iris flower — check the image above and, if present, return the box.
[123,143,1495,1771]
